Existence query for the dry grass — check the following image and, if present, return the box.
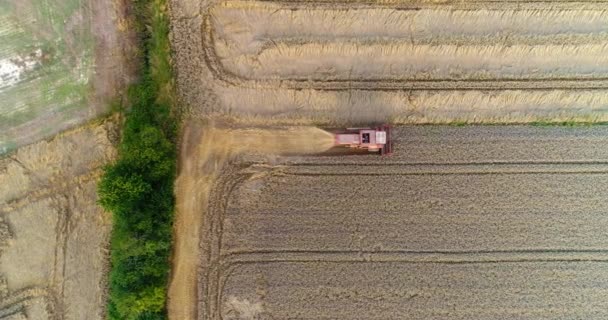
[0,120,116,320]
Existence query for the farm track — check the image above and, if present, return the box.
[196,126,608,319]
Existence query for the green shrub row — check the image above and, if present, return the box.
[98,0,176,319]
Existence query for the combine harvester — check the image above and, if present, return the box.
[332,125,393,155]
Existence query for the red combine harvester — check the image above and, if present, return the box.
[333,125,393,155]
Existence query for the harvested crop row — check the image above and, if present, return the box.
[215,88,608,124]
[171,0,608,123]
[211,3,608,50]
[209,1,608,81]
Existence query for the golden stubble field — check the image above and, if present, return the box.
[168,0,608,318]
[172,0,608,125]
[0,120,118,319]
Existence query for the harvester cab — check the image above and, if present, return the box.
[332,125,393,155]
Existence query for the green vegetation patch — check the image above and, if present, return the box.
[0,0,94,150]
[98,0,176,319]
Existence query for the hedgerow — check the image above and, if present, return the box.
[98,0,176,318]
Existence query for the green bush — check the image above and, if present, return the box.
[98,0,176,318]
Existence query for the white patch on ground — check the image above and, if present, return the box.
[0,49,42,90]
[223,296,264,320]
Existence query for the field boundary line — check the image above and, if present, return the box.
[215,249,608,311]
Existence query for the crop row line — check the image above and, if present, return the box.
[220,249,608,266]
[276,163,608,176]
[218,0,608,10]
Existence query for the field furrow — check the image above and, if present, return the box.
[216,88,608,123]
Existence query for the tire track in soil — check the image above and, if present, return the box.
[0,287,56,319]
[169,122,334,320]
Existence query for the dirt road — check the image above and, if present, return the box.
[169,122,335,319]
[200,126,608,319]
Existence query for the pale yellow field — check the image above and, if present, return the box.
[0,120,117,319]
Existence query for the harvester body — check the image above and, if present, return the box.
[333,125,393,155]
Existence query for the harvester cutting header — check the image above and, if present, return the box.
[332,125,393,155]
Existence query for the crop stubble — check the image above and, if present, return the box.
[195,126,608,319]
[0,120,117,319]
[171,0,608,124]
